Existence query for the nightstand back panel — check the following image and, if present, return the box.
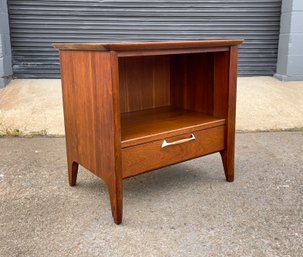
[119,56,170,113]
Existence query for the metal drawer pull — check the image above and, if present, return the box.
[161,134,196,148]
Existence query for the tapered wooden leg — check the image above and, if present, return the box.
[215,45,238,182]
[220,150,234,182]
[68,161,79,186]
[107,178,123,225]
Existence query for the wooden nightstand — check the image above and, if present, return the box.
[54,39,244,224]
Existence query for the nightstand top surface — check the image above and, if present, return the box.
[53,39,244,51]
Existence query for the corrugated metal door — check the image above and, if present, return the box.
[8,0,281,78]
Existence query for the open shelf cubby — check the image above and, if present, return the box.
[119,52,229,147]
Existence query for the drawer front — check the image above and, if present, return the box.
[122,125,225,178]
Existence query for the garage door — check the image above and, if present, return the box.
[8,0,282,78]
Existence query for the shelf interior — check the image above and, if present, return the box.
[121,106,225,148]
[119,52,230,148]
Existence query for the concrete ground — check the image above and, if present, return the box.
[0,77,303,135]
[0,132,302,256]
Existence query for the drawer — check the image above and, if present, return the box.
[122,125,225,178]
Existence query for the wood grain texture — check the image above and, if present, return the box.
[53,39,244,51]
[57,39,243,224]
[122,126,225,178]
[117,47,229,57]
[119,56,170,113]
[220,46,239,182]
[59,50,123,224]
[214,51,230,118]
[60,51,97,174]
[121,106,225,148]
[171,53,214,114]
